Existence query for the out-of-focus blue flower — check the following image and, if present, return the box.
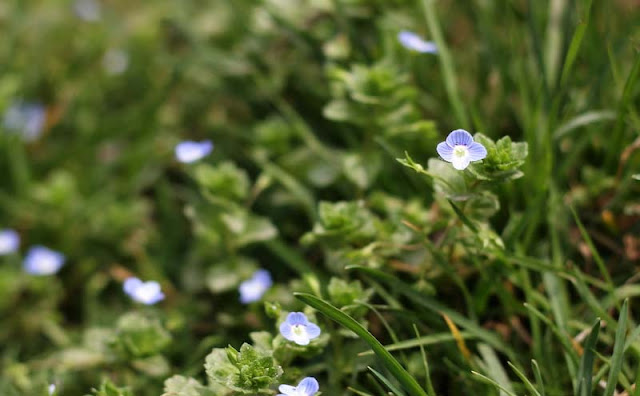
[398,31,438,54]
[277,377,320,396]
[48,384,56,395]
[279,312,321,346]
[73,0,101,22]
[0,229,20,255]
[102,49,129,75]
[436,129,487,170]
[175,140,214,163]
[23,246,65,275]
[3,102,46,141]
[239,269,272,304]
[123,277,165,305]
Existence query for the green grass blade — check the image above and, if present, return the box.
[413,325,437,396]
[559,0,593,87]
[420,0,469,129]
[507,361,541,396]
[531,360,546,396]
[368,366,408,396]
[478,344,516,396]
[471,371,517,396]
[576,318,600,396]
[358,332,473,356]
[347,266,517,362]
[294,293,428,396]
[603,299,629,396]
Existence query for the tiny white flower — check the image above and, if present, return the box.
[175,140,214,163]
[123,277,165,305]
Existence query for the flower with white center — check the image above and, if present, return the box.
[123,277,165,305]
[239,269,272,304]
[73,0,101,22]
[3,102,46,142]
[23,246,65,275]
[0,229,20,255]
[397,31,438,54]
[175,140,214,163]
[48,384,56,395]
[277,377,319,396]
[102,48,129,75]
[436,129,487,170]
[279,312,321,346]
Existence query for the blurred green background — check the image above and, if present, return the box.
[1,0,639,395]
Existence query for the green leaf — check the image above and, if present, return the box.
[368,366,407,396]
[294,293,428,396]
[603,299,629,396]
[576,319,600,396]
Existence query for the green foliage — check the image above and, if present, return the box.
[1,1,639,395]
[204,344,282,394]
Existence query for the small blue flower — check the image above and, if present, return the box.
[23,246,65,276]
[277,377,319,396]
[73,0,101,22]
[239,269,272,304]
[398,31,438,54]
[48,384,56,395]
[0,229,20,255]
[279,312,321,346]
[175,140,214,163]
[123,277,165,305]
[3,102,47,141]
[436,129,487,170]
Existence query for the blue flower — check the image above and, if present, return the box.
[0,229,20,255]
[279,312,321,346]
[48,384,56,395]
[277,377,319,396]
[239,269,272,304]
[73,0,101,22]
[3,102,46,141]
[123,277,165,305]
[23,246,65,275]
[175,140,214,163]
[436,129,487,170]
[398,31,438,54]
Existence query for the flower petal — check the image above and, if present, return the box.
[297,377,319,395]
[467,142,487,161]
[286,312,308,326]
[451,154,471,170]
[278,385,297,395]
[398,31,438,54]
[305,323,321,339]
[123,277,142,295]
[446,129,473,147]
[436,142,454,162]
[279,323,293,340]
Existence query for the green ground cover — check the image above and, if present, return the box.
[0,0,639,395]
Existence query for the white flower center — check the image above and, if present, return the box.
[292,324,306,337]
[453,145,469,158]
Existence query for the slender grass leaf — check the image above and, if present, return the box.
[471,371,518,396]
[576,318,600,396]
[603,299,629,396]
[531,360,546,396]
[294,293,428,396]
[507,361,541,396]
[368,366,407,396]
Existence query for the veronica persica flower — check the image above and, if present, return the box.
[123,277,165,305]
[23,246,65,275]
[175,140,214,163]
[398,31,437,54]
[48,384,56,395]
[279,312,321,345]
[3,102,46,141]
[239,269,272,304]
[0,229,20,255]
[277,377,319,396]
[436,129,487,170]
